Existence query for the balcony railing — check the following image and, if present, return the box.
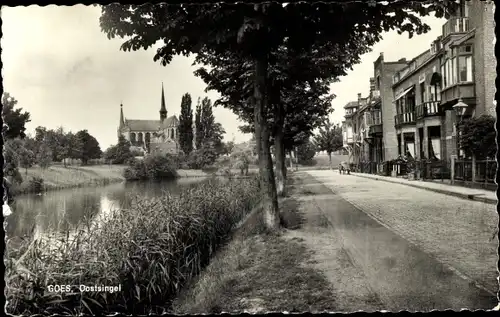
[442,17,470,38]
[415,101,442,119]
[394,112,415,126]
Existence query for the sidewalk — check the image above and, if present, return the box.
[351,172,497,205]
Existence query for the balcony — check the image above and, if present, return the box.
[442,17,470,39]
[394,112,415,127]
[368,124,383,136]
[415,101,442,119]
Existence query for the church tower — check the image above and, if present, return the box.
[119,103,125,128]
[118,103,125,138]
[160,83,167,123]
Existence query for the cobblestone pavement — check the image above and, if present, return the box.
[303,170,499,297]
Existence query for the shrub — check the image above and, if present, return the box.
[123,154,178,181]
[297,140,317,165]
[28,177,44,193]
[459,115,496,159]
[5,177,260,315]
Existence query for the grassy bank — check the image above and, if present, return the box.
[5,177,261,315]
[170,177,337,314]
[10,165,127,195]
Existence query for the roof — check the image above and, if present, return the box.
[125,116,178,131]
[451,30,475,47]
[343,101,358,109]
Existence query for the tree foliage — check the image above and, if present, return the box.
[296,139,317,165]
[75,130,102,165]
[194,97,203,150]
[2,93,31,140]
[105,135,133,164]
[459,115,496,159]
[178,93,194,155]
[100,1,459,229]
[314,118,343,155]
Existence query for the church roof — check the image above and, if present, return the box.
[125,116,178,131]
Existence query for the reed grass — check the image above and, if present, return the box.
[5,177,260,315]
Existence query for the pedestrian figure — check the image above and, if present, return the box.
[339,164,343,174]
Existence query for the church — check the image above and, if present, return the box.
[117,84,180,155]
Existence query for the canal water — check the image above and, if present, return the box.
[5,177,209,244]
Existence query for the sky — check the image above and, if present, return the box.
[2,5,446,150]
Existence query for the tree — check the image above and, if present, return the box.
[44,127,67,163]
[3,140,23,184]
[104,145,118,164]
[296,139,317,165]
[223,141,235,156]
[64,131,83,164]
[19,146,36,176]
[194,97,203,150]
[100,1,458,230]
[459,115,496,159]
[198,53,336,197]
[75,130,102,165]
[113,135,133,164]
[37,141,53,170]
[178,93,194,155]
[200,97,215,142]
[314,118,343,169]
[2,93,31,140]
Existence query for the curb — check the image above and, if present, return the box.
[351,173,497,205]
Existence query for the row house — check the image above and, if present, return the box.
[342,0,494,170]
[391,0,495,162]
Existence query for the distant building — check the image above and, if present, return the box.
[117,83,180,155]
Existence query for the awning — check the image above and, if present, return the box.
[394,85,415,101]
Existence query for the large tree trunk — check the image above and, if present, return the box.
[274,128,286,197]
[254,52,280,230]
[328,152,332,170]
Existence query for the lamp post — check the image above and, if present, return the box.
[452,98,469,158]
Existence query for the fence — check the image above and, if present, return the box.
[417,159,450,181]
[453,159,496,185]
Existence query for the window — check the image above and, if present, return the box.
[376,76,380,90]
[451,57,457,85]
[420,82,426,103]
[459,55,473,82]
[441,65,446,87]
[446,60,452,86]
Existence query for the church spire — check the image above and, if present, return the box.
[119,102,125,128]
[160,83,167,122]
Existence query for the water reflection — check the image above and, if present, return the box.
[5,177,209,244]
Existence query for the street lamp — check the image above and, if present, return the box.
[453,98,469,158]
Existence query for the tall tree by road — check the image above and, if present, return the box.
[178,93,194,155]
[2,92,31,140]
[314,118,343,169]
[100,1,458,230]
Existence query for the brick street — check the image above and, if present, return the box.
[288,170,498,311]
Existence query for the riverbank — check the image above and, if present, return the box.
[9,165,260,196]
[10,165,127,195]
[170,175,338,313]
[5,177,261,315]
